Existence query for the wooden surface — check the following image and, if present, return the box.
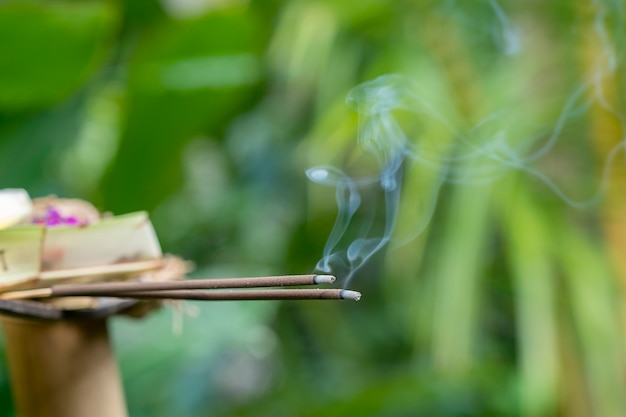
[0,316,128,417]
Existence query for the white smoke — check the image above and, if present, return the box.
[308,0,626,287]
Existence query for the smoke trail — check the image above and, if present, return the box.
[306,166,361,273]
[307,75,414,286]
[308,0,626,286]
[306,83,447,275]
[489,0,522,55]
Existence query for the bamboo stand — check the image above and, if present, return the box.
[0,315,128,417]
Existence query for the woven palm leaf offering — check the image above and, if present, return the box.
[0,189,360,319]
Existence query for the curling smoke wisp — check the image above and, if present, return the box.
[308,0,626,287]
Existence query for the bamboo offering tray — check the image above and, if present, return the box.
[0,193,185,320]
[0,192,359,321]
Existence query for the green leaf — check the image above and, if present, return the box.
[101,10,265,213]
[0,2,117,110]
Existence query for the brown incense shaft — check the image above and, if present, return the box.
[56,288,360,301]
[50,274,333,297]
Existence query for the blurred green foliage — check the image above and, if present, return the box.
[1,0,626,416]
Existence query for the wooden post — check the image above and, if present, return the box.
[0,316,128,417]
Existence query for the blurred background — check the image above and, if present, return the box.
[1,0,626,416]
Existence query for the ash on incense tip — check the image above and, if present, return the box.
[340,290,361,301]
[313,274,336,284]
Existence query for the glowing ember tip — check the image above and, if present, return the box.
[313,274,336,284]
[340,290,361,301]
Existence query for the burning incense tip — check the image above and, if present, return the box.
[313,274,336,284]
[339,290,361,301]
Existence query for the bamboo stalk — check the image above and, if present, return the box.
[0,316,128,417]
[39,259,164,281]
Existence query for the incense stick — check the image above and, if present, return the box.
[77,289,361,301]
[0,274,337,300]
[1,288,361,302]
